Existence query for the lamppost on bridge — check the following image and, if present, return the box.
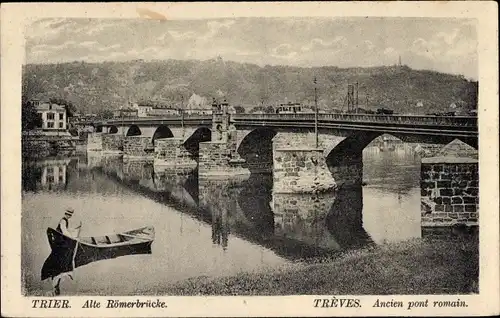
[180,95,185,138]
[120,105,124,137]
[314,76,318,148]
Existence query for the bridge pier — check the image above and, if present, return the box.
[270,131,341,193]
[154,138,198,171]
[198,141,249,178]
[123,136,154,160]
[273,147,335,193]
[102,134,124,154]
[87,133,103,151]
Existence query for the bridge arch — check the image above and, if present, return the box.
[95,125,103,133]
[325,132,381,167]
[184,127,212,157]
[152,125,174,145]
[324,131,478,187]
[108,125,118,134]
[237,128,277,173]
[126,125,142,137]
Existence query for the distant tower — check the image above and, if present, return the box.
[347,84,355,112]
[398,55,402,67]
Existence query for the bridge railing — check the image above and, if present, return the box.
[101,114,213,125]
[96,113,477,128]
[231,113,477,127]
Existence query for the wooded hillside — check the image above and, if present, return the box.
[22,59,477,115]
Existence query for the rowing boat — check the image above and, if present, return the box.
[41,226,154,281]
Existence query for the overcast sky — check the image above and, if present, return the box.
[25,17,477,80]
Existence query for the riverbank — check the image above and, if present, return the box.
[157,237,478,295]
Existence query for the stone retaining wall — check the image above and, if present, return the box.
[421,156,479,227]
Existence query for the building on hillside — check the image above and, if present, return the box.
[187,93,209,109]
[147,108,180,116]
[113,108,138,118]
[130,102,153,117]
[197,109,213,115]
[182,108,213,115]
[29,99,69,132]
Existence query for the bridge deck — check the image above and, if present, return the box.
[97,113,477,138]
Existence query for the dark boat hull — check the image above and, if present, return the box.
[74,238,152,268]
[41,228,153,281]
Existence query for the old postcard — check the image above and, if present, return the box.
[1,2,499,317]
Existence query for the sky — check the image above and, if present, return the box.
[25,17,478,80]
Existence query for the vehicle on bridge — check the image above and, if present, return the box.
[376,108,395,115]
[275,102,313,114]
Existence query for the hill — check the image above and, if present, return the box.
[22,59,477,115]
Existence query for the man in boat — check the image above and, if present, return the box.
[57,208,82,238]
[52,208,82,295]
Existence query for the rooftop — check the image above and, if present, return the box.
[34,102,66,111]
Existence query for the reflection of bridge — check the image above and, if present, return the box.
[90,109,477,193]
[84,157,375,259]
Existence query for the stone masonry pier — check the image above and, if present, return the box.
[421,157,479,228]
[102,134,124,153]
[123,136,154,160]
[87,133,103,151]
[198,141,248,178]
[154,137,197,171]
[273,147,335,194]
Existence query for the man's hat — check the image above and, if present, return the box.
[64,208,74,216]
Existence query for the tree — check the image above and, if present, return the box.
[461,81,478,111]
[21,100,42,131]
[97,109,114,119]
[264,105,275,114]
[232,105,246,114]
[48,97,77,117]
[65,103,77,117]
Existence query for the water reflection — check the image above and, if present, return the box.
[22,159,72,192]
[198,174,375,259]
[23,146,421,260]
[273,192,339,251]
[22,144,422,295]
[363,144,420,191]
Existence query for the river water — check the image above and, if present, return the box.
[22,143,421,295]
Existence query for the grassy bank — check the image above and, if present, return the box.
[154,238,478,295]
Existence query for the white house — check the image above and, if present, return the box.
[30,100,68,131]
[131,102,153,117]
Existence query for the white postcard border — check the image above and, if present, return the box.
[1,2,499,317]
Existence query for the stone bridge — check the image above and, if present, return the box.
[89,107,478,196]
